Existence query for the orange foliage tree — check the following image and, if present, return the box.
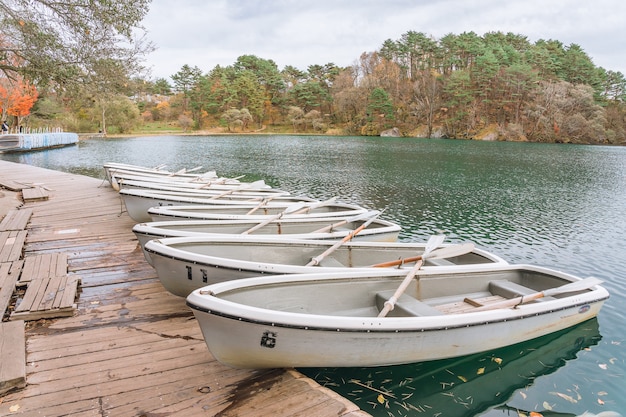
[0,77,38,126]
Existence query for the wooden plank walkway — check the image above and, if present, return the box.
[0,230,27,263]
[0,160,368,417]
[0,208,32,231]
[0,320,25,396]
[0,261,22,318]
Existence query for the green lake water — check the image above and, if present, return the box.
[3,135,625,417]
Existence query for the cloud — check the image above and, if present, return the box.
[141,0,626,80]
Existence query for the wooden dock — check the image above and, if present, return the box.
[0,160,368,417]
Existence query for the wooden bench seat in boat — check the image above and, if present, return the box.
[375,290,443,317]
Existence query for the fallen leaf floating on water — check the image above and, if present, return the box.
[477,367,485,375]
[492,357,503,365]
[599,363,608,370]
[550,391,578,403]
[377,394,385,404]
[598,398,605,405]
[543,401,553,410]
[458,375,468,382]
[529,412,544,417]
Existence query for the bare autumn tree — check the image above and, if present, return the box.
[0,0,153,87]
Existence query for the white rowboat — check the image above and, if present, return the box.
[133,215,401,265]
[186,266,609,368]
[119,188,311,222]
[145,236,508,297]
[115,177,244,192]
[147,201,368,222]
[103,162,218,187]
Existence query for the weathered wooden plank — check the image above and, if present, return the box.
[0,320,26,395]
[0,230,26,262]
[436,295,505,314]
[39,275,63,311]
[18,255,36,285]
[11,272,78,320]
[28,341,208,385]
[0,208,32,231]
[0,178,27,192]
[19,252,67,284]
[53,252,68,276]
[58,275,79,309]
[28,334,195,374]
[13,277,45,312]
[37,253,53,279]
[0,261,20,317]
[22,186,49,202]
[10,306,75,321]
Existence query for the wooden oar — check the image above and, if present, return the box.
[377,234,446,317]
[245,196,279,215]
[207,180,267,200]
[369,242,476,268]
[240,201,309,234]
[369,242,475,268]
[305,212,383,266]
[471,277,604,312]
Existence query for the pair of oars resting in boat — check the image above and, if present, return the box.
[376,234,604,317]
[470,276,603,312]
[302,213,474,270]
[305,209,385,266]
[241,197,344,234]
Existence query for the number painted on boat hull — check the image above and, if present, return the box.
[260,331,277,348]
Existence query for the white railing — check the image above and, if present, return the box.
[0,126,66,135]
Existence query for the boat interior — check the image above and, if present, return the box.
[218,268,585,318]
[171,241,499,268]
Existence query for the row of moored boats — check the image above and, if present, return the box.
[104,162,609,369]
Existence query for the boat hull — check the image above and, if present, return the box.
[147,203,368,222]
[119,189,310,222]
[186,268,609,368]
[103,162,217,186]
[133,218,401,265]
[145,236,508,297]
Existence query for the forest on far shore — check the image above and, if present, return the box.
[3,23,626,144]
[131,31,626,144]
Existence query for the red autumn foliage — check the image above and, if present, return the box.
[0,77,38,122]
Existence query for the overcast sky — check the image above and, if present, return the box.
[141,0,625,81]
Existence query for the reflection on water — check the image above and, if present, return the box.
[2,135,625,416]
[302,319,601,417]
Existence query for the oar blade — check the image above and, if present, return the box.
[425,242,476,260]
[283,201,308,213]
[543,277,603,297]
[348,210,380,223]
[423,234,446,257]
